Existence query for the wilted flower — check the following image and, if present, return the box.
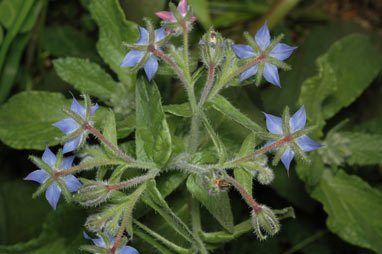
[24,146,81,209]
[53,95,98,154]
[263,105,322,172]
[83,232,139,254]
[120,26,166,80]
[251,205,280,240]
[231,21,297,86]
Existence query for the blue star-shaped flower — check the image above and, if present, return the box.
[263,105,321,171]
[120,26,166,81]
[52,96,98,154]
[24,146,81,210]
[231,21,297,86]
[83,232,139,254]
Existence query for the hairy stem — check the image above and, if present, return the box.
[224,137,289,168]
[225,176,262,213]
[106,174,152,191]
[85,123,134,163]
[190,197,208,254]
[198,64,216,108]
[55,161,121,177]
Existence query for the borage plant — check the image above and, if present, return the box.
[23,0,321,253]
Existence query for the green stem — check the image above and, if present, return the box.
[190,197,208,254]
[85,123,135,163]
[0,0,35,103]
[55,161,120,177]
[198,64,215,108]
[283,230,327,254]
[223,137,289,168]
[207,55,264,100]
[187,111,201,154]
[134,219,190,254]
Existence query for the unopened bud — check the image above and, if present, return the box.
[251,205,280,240]
[256,167,274,185]
[74,180,110,207]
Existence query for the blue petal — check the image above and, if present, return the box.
[42,146,56,167]
[154,27,166,42]
[281,147,295,173]
[91,103,99,115]
[296,135,322,152]
[83,231,92,240]
[239,64,258,82]
[231,44,256,59]
[120,50,145,67]
[263,63,280,87]
[270,43,298,61]
[24,170,49,183]
[63,135,82,154]
[199,39,205,45]
[62,156,75,169]
[52,118,79,135]
[120,246,140,254]
[46,182,61,210]
[143,56,158,81]
[63,175,82,192]
[92,237,105,247]
[71,97,86,118]
[137,26,149,45]
[263,112,283,134]
[255,21,270,50]
[289,105,306,132]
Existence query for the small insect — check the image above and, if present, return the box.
[213,177,231,192]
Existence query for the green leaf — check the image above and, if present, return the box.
[163,103,193,118]
[54,57,118,101]
[188,0,211,29]
[89,0,139,89]
[201,114,227,164]
[234,133,255,194]
[0,25,3,45]
[19,0,43,33]
[102,111,118,157]
[186,174,234,233]
[339,132,382,166]
[125,183,147,237]
[44,26,99,61]
[299,34,380,138]
[0,91,107,150]
[261,21,366,113]
[135,77,172,168]
[142,180,196,244]
[0,0,20,28]
[311,170,382,253]
[211,95,263,133]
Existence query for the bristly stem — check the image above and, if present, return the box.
[198,64,216,108]
[150,46,197,111]
[225,176,262,214]
[55,161,121,177]
[85,123,135,163]
[224,137,289,168]
[208,55,265,100]
[110,208,130,254]
[106,174,152,191]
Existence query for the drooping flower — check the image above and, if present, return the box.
[52,95,98,154]
[24,146,81,210]
[83,232,139,254]
[155,0,197,27]
[120,26,166,81]
[263,105,321,172]
[231,21,297,86]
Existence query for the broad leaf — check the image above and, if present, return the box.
[163,103,192,118]
[211,95,263,133]
[340,132,382,166]
[186,174,234,233]
[312,170,382,253]
[234,133,255,194]
[135,77,172,168]
[0,91,107,150]
[89,0,139,89]
[54,57,118,101]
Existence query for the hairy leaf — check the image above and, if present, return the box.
[54,57,118,101]
[135,77,172,168]
[186,174,234,233]
[312,170,382,253]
